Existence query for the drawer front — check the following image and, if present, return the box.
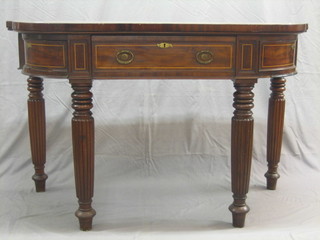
[259,40,297,71]
[22,38,68,77]
[92,36,235,78]
[25,40,67,69]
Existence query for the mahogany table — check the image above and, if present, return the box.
[6,21,307,231]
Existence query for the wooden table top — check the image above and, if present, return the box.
[6,21,308,34]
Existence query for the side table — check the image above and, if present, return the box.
[6,21,308,230]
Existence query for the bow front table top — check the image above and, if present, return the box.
[6,21,308,231]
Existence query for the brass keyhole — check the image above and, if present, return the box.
[157,42,173,48]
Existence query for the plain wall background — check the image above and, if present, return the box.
[1,1,319,239]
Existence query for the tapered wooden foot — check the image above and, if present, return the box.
[70,80,96,231]
[229,79,256,227]
[76,205,96,231]
[229,200,250,228]
[27,76,48,192]
[265,172,280,190]
[265,77,286,190]
[32,173,48,192]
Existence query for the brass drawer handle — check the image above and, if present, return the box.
[196,50,214,64]
[116,50,134,64]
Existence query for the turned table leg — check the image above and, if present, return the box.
[229,79,256,227]
[265,77,286,190]
[27,76,48,192]
[70,80,96,231]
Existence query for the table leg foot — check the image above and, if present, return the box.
[76,206,96,231]
[265,172,280,190]
[32,173,48,192]
[229,202,250,228]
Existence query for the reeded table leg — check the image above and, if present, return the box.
[27,76,48,192]
[70,80,96,231]
[229,79,256,228]
[265,77,286,190]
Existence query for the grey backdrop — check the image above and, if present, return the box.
[1,0,319,239]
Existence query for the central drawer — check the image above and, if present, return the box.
[92,35,235,79]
